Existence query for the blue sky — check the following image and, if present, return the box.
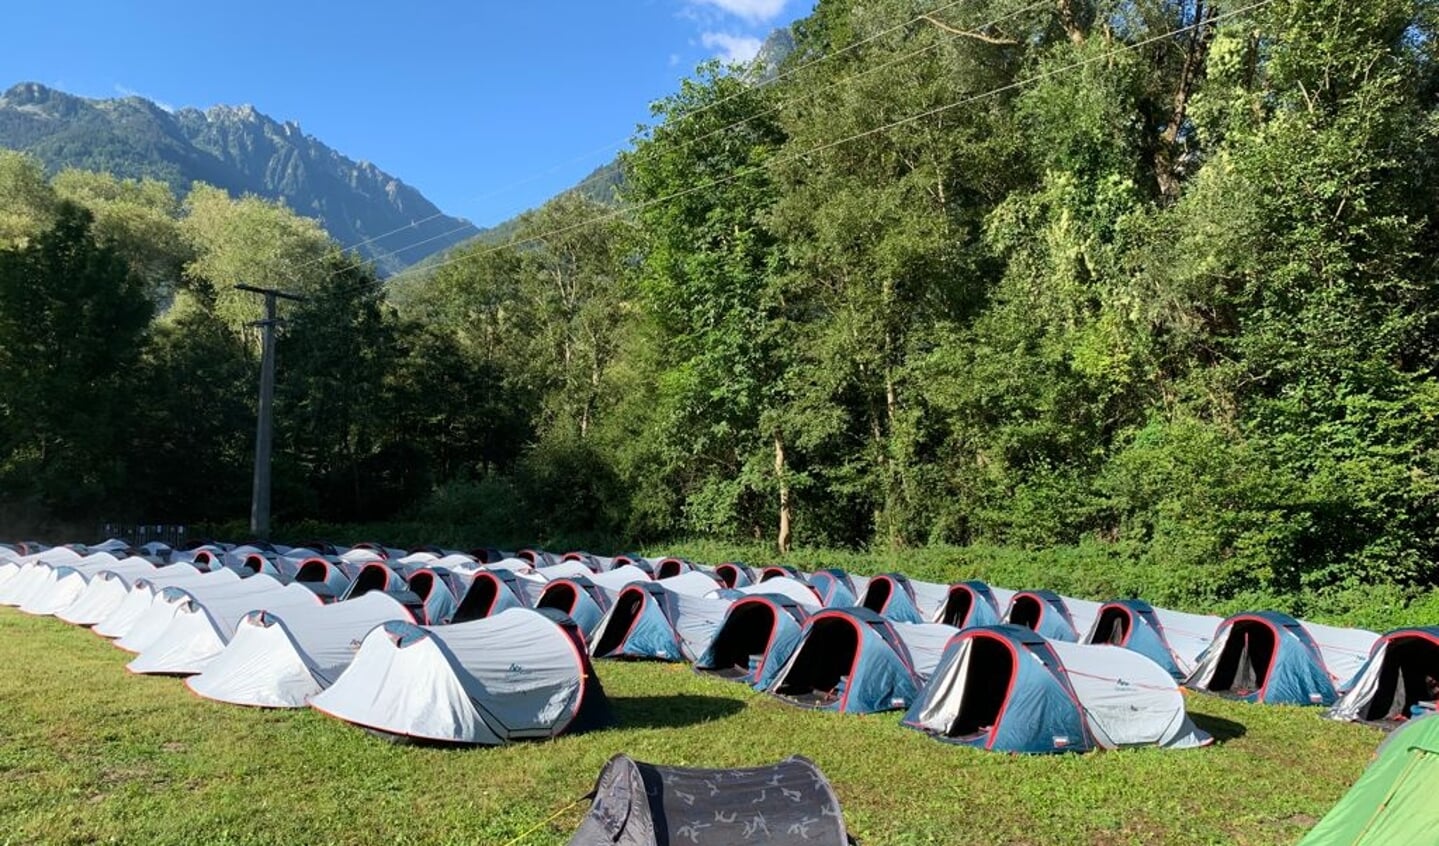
[0,0,809,230]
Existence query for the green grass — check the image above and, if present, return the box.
[0,607,1380,846]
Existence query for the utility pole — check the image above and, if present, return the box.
[236,284,306,539]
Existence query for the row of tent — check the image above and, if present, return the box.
[0,540,1432,753]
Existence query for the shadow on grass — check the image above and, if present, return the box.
[609,694,747,729]
[1191,711,1248,742]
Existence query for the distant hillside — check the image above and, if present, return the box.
[0,82,480,275]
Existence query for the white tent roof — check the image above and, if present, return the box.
[1048,641,1210,749]
[1300,620,1379,683]
[907,579,952,618]
[893,622,960,680]
[1058,595,1104,641]
[533,561,598,581]
[718,577,821,609]
[656,571,723,598]
[0,547,83,603]
[1149,606,1223,673]
[311,608,593,744]
[673,592,735,662]
[187,591,413,708]
[93,565,229,638]
[22,555,152,617]
[56,559,161,625]
[586,565,652,598]
[112,571,274,652]
[128,581,322,675]
[15,553,121,614]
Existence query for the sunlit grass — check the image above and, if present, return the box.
[0,608,1377,845]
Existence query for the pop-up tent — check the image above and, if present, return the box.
[114,572,287,654]
[453,569,537,622]
[127,580,323,675]
[403,567,466,625]
[293,557,359,601]
[29,555,156,618]
[311,608,611,745]
[186,591,415,707]
[57,559,165,625]
[933,580,1005,629]
[807,568,858,607]
[589,583,732,663]
[860,573,948,624]
[17,552,122,615]
[903,625,1211,753]
[1005,590,1083,642]
[1149,607,1224,675]
[585,565,653,600]
[1185,611,1338,705]
[695,593,811,689]
[566,754,849,846]
[718,577,820,609]
[654,557,693,579]
[1302,620,1380,690]
[759,565,801,582]
[893,622,961,680]
[768,607,921,714]
[516,548,558,567]
[536,577,610,637]
[1086,599,1188,680]
[0,547,83,605]
[655,570,723,598]
[713,562,755,589]
[94,566,238,639]
[1328,628,1439,725]
[1298,715,1439,845]
[560,551,604,572]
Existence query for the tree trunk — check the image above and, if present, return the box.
[774,429,792,554]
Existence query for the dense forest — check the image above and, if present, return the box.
[1,0,1437,619]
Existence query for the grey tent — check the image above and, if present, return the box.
[567,754,850,846]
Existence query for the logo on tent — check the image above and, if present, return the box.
[1053,736,1071,748]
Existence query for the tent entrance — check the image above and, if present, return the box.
[537,582,580,617]
[349,567,390,597]
[774,617,859,706]
[943,636,1016,740]
[1363,637,1439,723]
[1093,607,1132,646]
[702,603,778,679]
[452,575,501,623]
[593,590,647,657]
[656,560,685,579]
[939,588,974,627]
[862,580,894,615]
[1008,595,1044,630]
[1207,620,1278,697]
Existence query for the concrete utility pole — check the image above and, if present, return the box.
[235,284,306,539]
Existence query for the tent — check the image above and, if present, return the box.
[694,593,811,689]
[1329,628,1439,725]
[892,622,961,679]
[807,568,858,607]
[311,608,611,745]
[586,565,655,600]
[93,566,237,639]
[655,570,723,598]
[0,547,84,604]
[589,583,732,663]
[903,625,1211,753]
[536,577,611,637]
[1086,599,1188,680]
[127,579,322,675]
[566,754,848,846]
[339,563,424,616]
[534,561,602,582]
[860,574,948,624]
[560,551,605,572]
[238,552,298,580]
[1005,590,1082,642]
[713,562,755,589]
[718,576,820,609]
[16,552,122,615]
[403,567,465,625]
[759,565,801,582]
[516,548,558,567]
[1150,607,1224,675]
[1185,611,1338,705]
[768,607,921,714]
[294,557,359,601]
[654,557,693,579]
[933,580,1005,629]
[1302,620,1381,689]
[56,559,163,625]
[1297,715,1439,845]
[186,591,415,708]
[114,572,288,654]
[27,555,156,618]
[453,569,538,622]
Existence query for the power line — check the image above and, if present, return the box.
[375,2,1267,291]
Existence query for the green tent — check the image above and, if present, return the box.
[1299,715,1439,845]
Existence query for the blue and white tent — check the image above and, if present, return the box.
[588,582,732,662]
[536,576,611,637]
[453,568,537,622]
[860,573,931,624]
[1328,627,1439,724]
[714,562,756,588]
[1185,611,1338,706]
[808,569,858,608]
[768,608,921,714]
[932,580,1005,629]
[718,576,820,610]
[1086,599,1189,680]
[904,625,1211,753]
[293,557,360,601]
[695,593,811,689]
[1005,590,1084,642]
[55,558,165,625]
[94,566,240,639]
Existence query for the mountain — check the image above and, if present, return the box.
[0,82,480,275]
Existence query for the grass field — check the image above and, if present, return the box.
[0,607,1381,846]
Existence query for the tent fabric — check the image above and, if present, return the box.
[860,573,931,624]
[536,577,610,638]
[31,556,156,618]
[1185,611,1338,706]
[0,547,84,605]
[1004,590,1082,642]
[893,622,961,680]
[769,607,921,714]
[114,572,288,654]
[403,567,466,625]
[1149,607,1223,675]
[713,562,755,589]
[566,754,848,846]
[654,557,693,579]
[1086,600,1188,680]
[655,571,723,598]
[807,569,857,608]
[904,625,1211,753]
[1298,715,1439,846]
[589,583,733,663]
[1328,628,1439,724]
[94,566,238,639]
[533,561,601,582]
[1301,620,1381,688]
[694,594,811,689]
[759,565,802,582]
[1057,595,1104,642]
[186,591,415,708]
[717,577,820,609]
[586,565,654,599]
[293,557,358,601]
[933,581,1004,629]
[127,582,323,675]
[453,569,537,623]
[17,553,122,615]
[56,559,165,625]
[311,608,611,745]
